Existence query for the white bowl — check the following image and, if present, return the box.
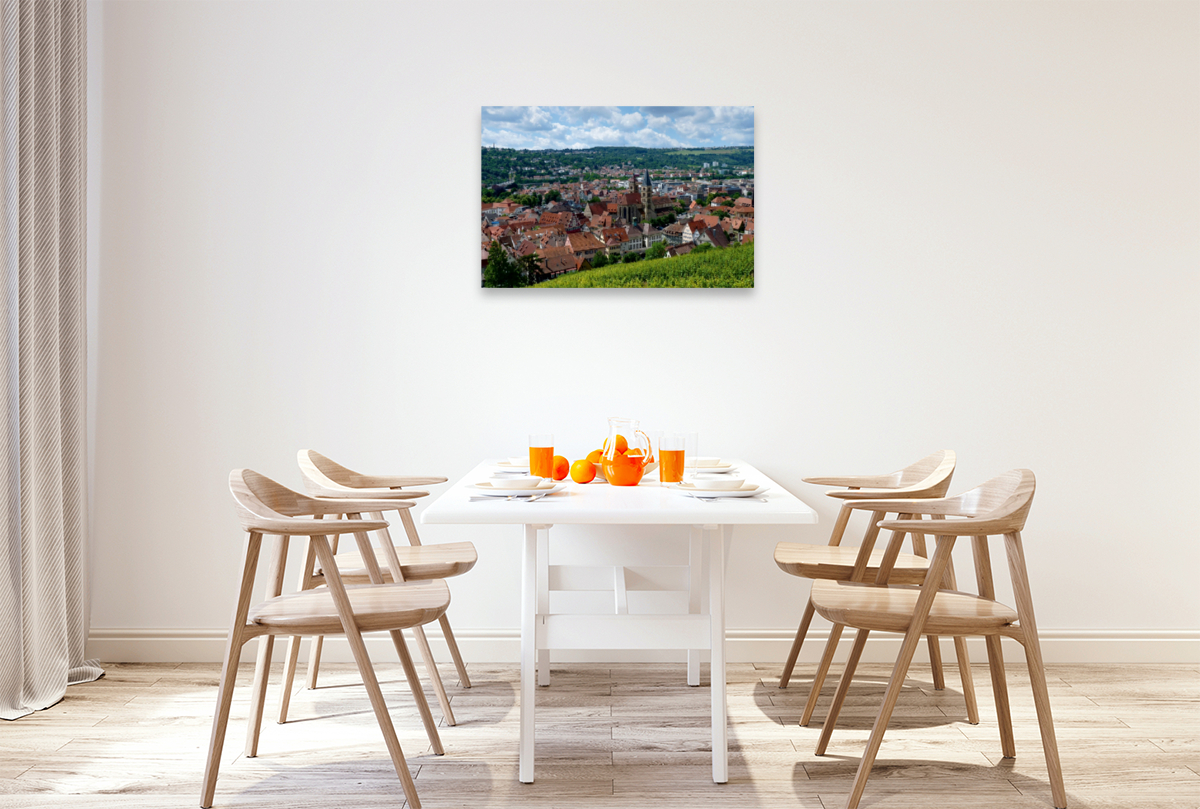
[496,476,543,489]
[691,476,745,491]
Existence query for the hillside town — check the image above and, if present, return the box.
[481,165,754,285]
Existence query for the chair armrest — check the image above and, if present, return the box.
[877,516,1008,536]
[357,474,448,488]
[249,517,389,536]
[308,497,416,516]
[828,486,940,501]
[803,474,898,488]
[310,488,429,500]
[840,496,957,514]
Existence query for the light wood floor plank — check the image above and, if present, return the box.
[0,661,1196,809]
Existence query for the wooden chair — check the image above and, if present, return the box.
[203,469,450,809]
[775,450,978,727]
[274,450,475,728]
[809,469,1066,809]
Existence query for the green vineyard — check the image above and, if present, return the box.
[534,243,754,288]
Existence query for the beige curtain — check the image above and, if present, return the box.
[0,0,98,721]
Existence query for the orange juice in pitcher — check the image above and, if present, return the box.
[601,417,655,486]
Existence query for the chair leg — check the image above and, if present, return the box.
[925,634,946,690]
[277,634,303,724]
[305,635,325,688]
[244,535,288,757]
[801,622,843,726]
[412,623,457,726]
[439,613,471,688]
[200,632,247,808]
[815,628,870,755]
[244,635,275,757]
[840,536,957,809]
[985,634,1015,756]
[201,533,262,809]
[940,555,979,722]
[779,597,816,689]
[842,625,924,809]
[1006,532,1067,808]
[953,635,979,724]
[353,631,423,808]
[311,535,424,808]
[389,628,445,756]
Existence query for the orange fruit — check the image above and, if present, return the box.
[603,434,629,455]
[626,448,644,456]
[551,455,569,481]
[586,448,603,464]
[570,459,597,484]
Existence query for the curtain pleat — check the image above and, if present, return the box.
[0,0,98,722]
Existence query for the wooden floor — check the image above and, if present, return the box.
[1,659,1197,808]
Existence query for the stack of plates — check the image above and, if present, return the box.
[472,480,564,497]
[672,482,768,499]
[685,458,736,474]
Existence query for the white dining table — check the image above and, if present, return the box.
[420,459,818,784]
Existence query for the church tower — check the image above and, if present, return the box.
[642,169,653,223]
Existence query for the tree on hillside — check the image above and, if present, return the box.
[647,242,667,260]
[483,241,528,288]
[591,251,609,268]
[515,253,543,285]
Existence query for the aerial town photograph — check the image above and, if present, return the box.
[481,106,754,288]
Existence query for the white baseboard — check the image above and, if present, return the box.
[87,626,1200,665]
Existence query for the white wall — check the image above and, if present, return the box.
[87,0,1200,663]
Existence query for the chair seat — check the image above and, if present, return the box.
[774,542,931,585]
[249,580,451,635]
[810,579,1018,636]
[318,541,477,583]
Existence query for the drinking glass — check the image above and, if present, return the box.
[658,432,686,483]
[529,433,554,478]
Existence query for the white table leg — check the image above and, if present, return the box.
[520,524,538,783]
[537,526,550,687]
[688,527,703,687]
[710,524,730,783]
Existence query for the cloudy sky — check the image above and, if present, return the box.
[481,106,754,151]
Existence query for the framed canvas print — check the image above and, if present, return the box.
[481,106,754,288]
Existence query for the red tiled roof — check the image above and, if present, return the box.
[567,232,605,253]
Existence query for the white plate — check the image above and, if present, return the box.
[672,482,768,498]
[687,464,736,474]
[685,458,733,471]
[472,480,563,496]
[495,460,529,470]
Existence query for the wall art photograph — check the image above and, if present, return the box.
[481,106,754,288]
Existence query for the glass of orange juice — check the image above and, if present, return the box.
[529,433,554,478]
[659,432,686,483]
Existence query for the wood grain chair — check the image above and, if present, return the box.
[202,469,450,809]
[775,450,978,727]
[274,450,475,729]
[809,469,1066,809]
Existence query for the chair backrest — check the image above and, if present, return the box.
[296,449,445,498]
[230,468,318,530]
[940,469,1036,533]
[298,450,375,492]
[828,450,956,502]
[874,469,1036,537]
[895,450,956,488]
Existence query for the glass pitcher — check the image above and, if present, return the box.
[601,416,656,486]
